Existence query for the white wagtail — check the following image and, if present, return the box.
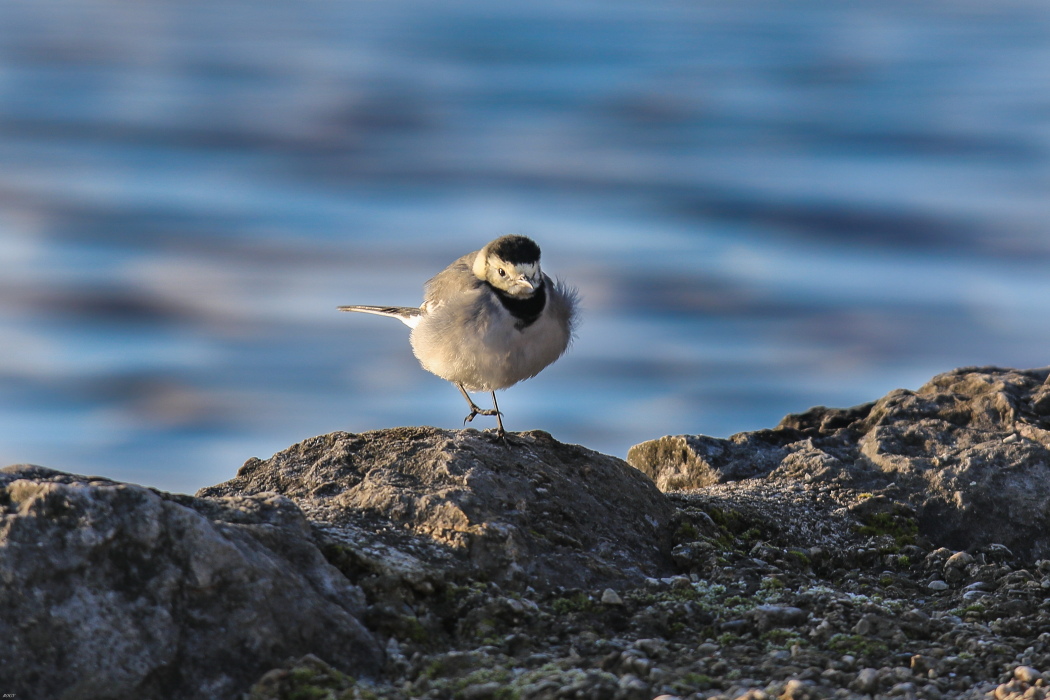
[338,235,578,439]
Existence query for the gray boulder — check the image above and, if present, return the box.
[628,366,1050,559]
[199,427,676,590]
[0,465,382,700]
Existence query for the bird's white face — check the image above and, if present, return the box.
[487,257,542,298]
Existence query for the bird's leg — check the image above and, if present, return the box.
[456,384,506,440]
[457,383,500,422]
[490,390,507,441]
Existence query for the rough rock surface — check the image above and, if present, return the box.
[0,465,382,700]
[199,427,676,591]
[629,366,1050,559]
[10,366,1050,700]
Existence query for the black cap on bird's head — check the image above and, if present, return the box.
[488,235,541,265]
[473,235,544,299]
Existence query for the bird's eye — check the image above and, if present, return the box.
[497,268,506,277]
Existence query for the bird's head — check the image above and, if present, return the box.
[473,235,544,299]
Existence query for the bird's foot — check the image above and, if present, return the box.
[462,405,502,424]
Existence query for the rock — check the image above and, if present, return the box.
[748,605,807,632]
[618,673,651,699]
[633,637,668,658]
[460,681,503,700]
[14,366,1050,700]
[0,465,382,700]
[246,654,357,700]
[992,667,1047,700]
[945,551,975,569]
[626,431,800,489]
[780,679,809,700]
[629,367,1050,559]
[851,668,881,694]
[200,428,675,590]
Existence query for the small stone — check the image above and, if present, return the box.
[851,668,880,694]
[633,638,667,658]
[927,580,950,591]
[984,543,1015,561]
[459,682,502,700]
[1016,666,1042,684]
[628,655,651,676]
[733,690,768,700]
[945,551,975,569]
[601,588,623,606]
[780,679,808,700]
[749,605,807,632]
[617,673,649,693]
[924,684,944,700]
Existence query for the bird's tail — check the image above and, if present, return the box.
[337,305,422,328]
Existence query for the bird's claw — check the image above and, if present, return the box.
[462,406,501,425]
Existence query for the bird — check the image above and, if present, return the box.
[338,235,578,440]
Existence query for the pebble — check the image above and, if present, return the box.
[927,580,950,591]
[732,690,768,700]
[1014,666,1042,683]
[633,638,667,658]
[851,668,880,694]
[617,673,648,692]
[945,551,975,569]
[600,588,623,606]
[984,544,1015,561]
[459,682,502,700]
[750,605,808,631]
[889,681,916,696]
[780,679,808,699]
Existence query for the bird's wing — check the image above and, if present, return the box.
[422,252,480,307]
[337,305,423,328]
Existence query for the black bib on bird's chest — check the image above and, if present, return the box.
[489,281,546,330]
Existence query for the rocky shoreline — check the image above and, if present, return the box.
[3,367,1050,699]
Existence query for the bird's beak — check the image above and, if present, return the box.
[509,276,536,297]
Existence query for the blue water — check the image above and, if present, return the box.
[1,0,1048,494]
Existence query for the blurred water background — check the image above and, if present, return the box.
[1,0,1048,494]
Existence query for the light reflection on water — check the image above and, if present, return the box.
[1,0,1048,494]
